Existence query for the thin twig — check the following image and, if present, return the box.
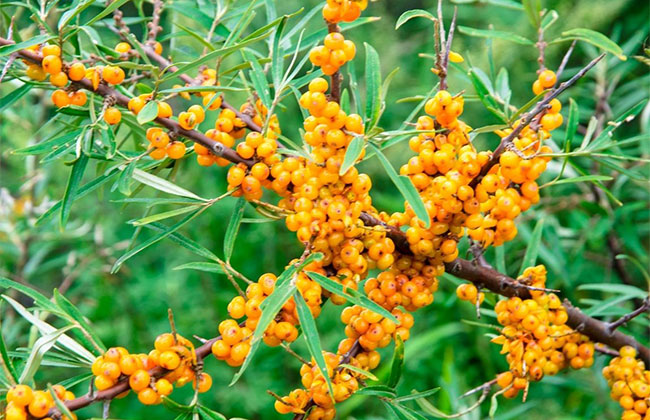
[607,297,650,334]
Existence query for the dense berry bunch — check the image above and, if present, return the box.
[322,0,368,23]
[91,335,210,407]
[309,32,356,76]
[4,384,76,420]
[492,265,594,399]
[603,346,650,420]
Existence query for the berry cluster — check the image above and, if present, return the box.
[146,127,187,160]
[364,257,440,312]
[603,346,650,420]
[212,264,324,367]
[4,384,76,420]
[322,0,368,23]
[92,335,210,407]
[309,32,356,76]
[491,265,594,399]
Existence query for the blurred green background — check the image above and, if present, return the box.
[1,0,648,419]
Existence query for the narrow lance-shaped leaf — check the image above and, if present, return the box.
[395,9,435,29]
[369,144,430,228]
[0,305,18,384]
[112,207,206,273]
[339,136,365,175]
[172,262,226,274]
[19,325,78,383]
[58,0,94,30]
[305,271,397,322]
[557,28,626,60]
[60,153,89,229]
[2,296,96,363]
[364,42,382,130]
[518,218,545,276]
[271,16,288,91]
[53,289,106,354]
[294,291,335,403]
[224,198,246,262]
[0,34,52,57]
[132,169,205,200]
[388,335,405,388]
[118,160,137,196]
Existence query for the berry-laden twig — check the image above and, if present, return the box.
[469,52,606,188]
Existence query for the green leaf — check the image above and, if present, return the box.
[271,16,288,91]
[58,0,94,31]
[565,98,579,146]
[395,9,435,29]
[0,277,61,314]
[163,31,273,83]
[518,218,545,276]
[60,153,89,229]
[245,49,272,110]
[159,85,245,95]
[137,100,158,125]
[112,207,206,273]
[84,0,129,26]
[339,136,365,175]
[541,10,559,31]
[305,271,397,322]
[132,169,205,200]
[0,84,33,112]
[2,295,96,363]
[577,283,647,298]
[54,289,105,354]
[172,262,225,274]
[118,160,137,196]
[587,100,647,151]
[522,0,541,27]
[19,325,78,383]
[197,405,228,420]
[458,26,534,45]
[548,175,613,186]
[224,198,246,262]
[356,385,397,398]
[37,170,119,225]
[370,144,430,228]
[388,335,404,388]
[294,291,335,404]
[558,28,626,60]
[364,42,382,130]
[14,129,83,155]
[0,311,18,384]
[131,205,202,226]
[338,364,379,381]
[144,223,221,262]
[0,34,52,57]
[394,388,440,403]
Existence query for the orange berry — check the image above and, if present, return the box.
[7,385,34,407]
[103,66,125,85]
[193,373,212,393]
[157,101,173,118]
[188,104,205,123]
[129,369,151,392]
[68,62,86,81]
[538,69,557,88]
[103,107,122,125]
[70,90,87,106]
[115,42,131,54]
[42,44,61,57]
[137,387,159,405]
[50,71,68,87]
[51,89,71,108]
[42,55,62,74]
[166,142,186,159]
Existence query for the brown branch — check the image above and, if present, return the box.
[536,27,546,73]
[140,45,263,133]
[50,329,223,414]
[469,53,606,188]
[146,0,163,44]
[440,6,458,91]
[607,297,650,333]
[0,37,253,166]
[555,40,576,84]
[326,23,342,103]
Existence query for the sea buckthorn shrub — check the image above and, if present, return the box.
[0,1,647,420]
